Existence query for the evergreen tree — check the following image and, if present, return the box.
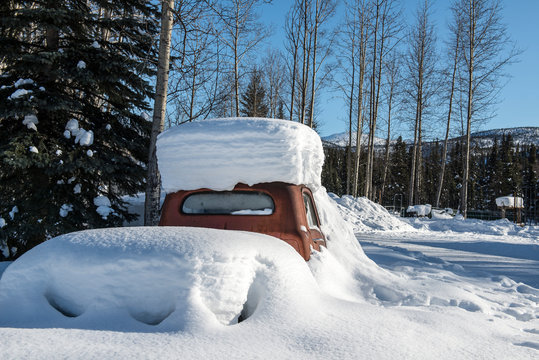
[522,144,538,223]
[0,1,157,258]
[384,136,408,207]
[486,138,504,208]
[424,141,442,206]
[499,134,521,196]
[321,146,346,196]
[240,69,268,117]
[446,140,463,210]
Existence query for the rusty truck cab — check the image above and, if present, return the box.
[159,182,326,260]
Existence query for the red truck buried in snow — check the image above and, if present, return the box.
[156,117,328,260]
[159,182,326,261]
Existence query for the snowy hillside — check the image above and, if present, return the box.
[467,127,539,147]
[322,131,387,148]
[322,126,539,149]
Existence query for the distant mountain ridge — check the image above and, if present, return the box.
[322,126,539,149]
[462,127,539,148]
[322,132,387,148]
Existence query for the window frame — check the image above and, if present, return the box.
[180,190,276,216]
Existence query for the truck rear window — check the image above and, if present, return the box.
[181,191,275,215]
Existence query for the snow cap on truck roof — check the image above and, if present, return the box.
[157,118,325,193]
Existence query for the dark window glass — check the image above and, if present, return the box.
[182,191,274,215]
[303,192,320,228]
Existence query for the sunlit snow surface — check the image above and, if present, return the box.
[0,117,537,358]
[0,194,538,358]
[156,118,324,192]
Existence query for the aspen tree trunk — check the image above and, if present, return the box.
[289,44,298,121]
[461,1,474,218]
[415,114,423,204]
[144,0,174,226]
[408,102,419,206]
[286,6,300,121]
[189,59,198,121]
[365,2,380,199]
[346,37,356,195]
[369,3,388,201]
[435,30,460,208]
[352,4,367,198]
[234,23,240,117]
[299,0,309,124]
[307,0,320,128]
[381,73,395,201]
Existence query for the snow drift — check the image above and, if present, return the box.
[1,118,537,358]
[0,227,319,331]
[330,195,414,232]
[157,118,324,192]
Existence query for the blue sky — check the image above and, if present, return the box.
[260,0,538,138]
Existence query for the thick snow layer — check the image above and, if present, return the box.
[156,118,324,192]
[0,227,312,330]
[330,194,414,232]
[1,194,538,358]
[403,215,539,240]
[407,204,432,216]
[496,196,524,208]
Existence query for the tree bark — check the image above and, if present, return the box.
[364,1,380,199]
[144,0,174,226]
[461,0,474,218]
[346,42,355,195]
[307,0,320,128]
[435,29,460,208]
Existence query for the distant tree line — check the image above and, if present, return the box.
[322,135,539,220]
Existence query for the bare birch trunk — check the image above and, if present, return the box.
[435,30,460,208]
[380,75,394,201]
[460,0,475,218]
[352,3,368,198]
[408,103,419,206]
[144,0,174,226]
[364,5,379,199]
[346,40,356,195]
[234,24,240,117]
[299,0,309,124]
[307,0,320,128]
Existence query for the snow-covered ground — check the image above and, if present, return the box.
[0,119,537,358]
[0,195,536,359]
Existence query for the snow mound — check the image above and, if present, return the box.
[0,227,318,331]
[156,118,324,192]
[404,216,539,240]
[330,195,414,232]
[407,204,432,216]
[495,196,523,208]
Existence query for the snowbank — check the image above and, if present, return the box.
[330,195,414,232]
[406,204,432,216]
[156,118,324,192]
[1,226,536,359]
[0,227,316,330]
[495,196,524,208]
[404,216,539,240]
